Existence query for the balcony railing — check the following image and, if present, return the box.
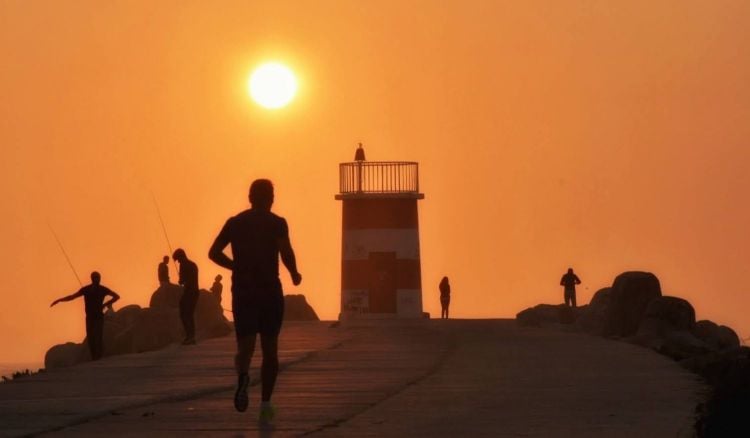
[339,161,419,195]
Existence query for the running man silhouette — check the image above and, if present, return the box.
[210,274,223,304]
[173,248,199,345]
[158,255,170,286]
[209,179,302,426]
[50,271,120,360]
[439,276,451,319]
[560,267,581,308]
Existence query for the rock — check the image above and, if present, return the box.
[693,320,741,351]
[636,296,696,337]
[681,346,750,384]
[693,351,750,437]
[604,271,662,337]
[284,294,320,321]
[149,283,183,309]
[195,290,232,338]
[44,342,85,369]
[130,307,183,352]
[109,304,142,329]
[575,288,612,334]
[658,330,713,361]
[516,304,581,327]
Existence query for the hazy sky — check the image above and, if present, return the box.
[1,0,749,363]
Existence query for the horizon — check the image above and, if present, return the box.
[2,0,749,363]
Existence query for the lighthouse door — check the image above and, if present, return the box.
[368,252,397,313]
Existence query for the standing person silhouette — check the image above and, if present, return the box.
[210,275,224,304]
[173,248,199,345]
[209,179,302,426]
[560,268,581,308]
[158,255,170,286]
[439,277,451,319]
[50,271,120,360]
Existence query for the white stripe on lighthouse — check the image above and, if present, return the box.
[342,229,421,260]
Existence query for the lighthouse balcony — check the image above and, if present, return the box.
[336,161,424,200]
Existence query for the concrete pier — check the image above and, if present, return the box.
[0,320,702,437]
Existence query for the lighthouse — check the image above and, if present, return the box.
[336,144,425,319]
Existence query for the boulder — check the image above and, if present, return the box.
[575,288,612,334]
[636,296,696,337]
[516,304,582,327]
[693,351,750,437]
[195,290,232,338]
[658,330,713,361]
[604,271,662,337]
[130,307,183,352]
[284,294,320,321]
[45,342,86,369]
[109,304,143,329]
[149,283,183,309]
[692,320,741,351]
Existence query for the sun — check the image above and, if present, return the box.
[248,62,298,109]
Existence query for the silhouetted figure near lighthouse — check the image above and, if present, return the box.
[209,178,302,426]
[210,274,223,304]
[50,271,120,360]
[173,248,199,345]
[439,276,451,319]
[560,268,581,308]
[158,255,170,286]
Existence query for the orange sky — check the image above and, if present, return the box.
[1,0,749,363]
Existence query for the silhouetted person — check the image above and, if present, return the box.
[173,248,199,345]
[211,274,223,304]
[560,268,581,308]
[50,271,120,360]
[439,276,451,319]
[209,179,302,425]
[158,255,170,286]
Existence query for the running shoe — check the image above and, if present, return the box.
[234,374,250,412]
[258,403,276,426]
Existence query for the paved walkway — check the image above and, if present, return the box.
[0,320,703,437]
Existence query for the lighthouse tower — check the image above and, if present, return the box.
[336,144,425,320]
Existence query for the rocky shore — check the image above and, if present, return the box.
[44,285,319,370]
[516,271,749,437]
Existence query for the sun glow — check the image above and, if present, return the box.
[248,62,298,109]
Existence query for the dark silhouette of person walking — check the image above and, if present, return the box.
[209,179,302,426]
[439,276,451,319]
[50,271,120,360]
[173,248,199,345]
[560,267,581,308]
[158,255,170,286]
[210,274,223,304]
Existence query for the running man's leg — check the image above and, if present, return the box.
[259,334,279,402]
[234,334,256,412]
[235,334,257,375]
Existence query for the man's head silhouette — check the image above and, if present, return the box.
[215,274,222,281]
[91,271,101,285]
[163,256,169,263]
[568,268,574,274]
[173,248,187,263]
[249,179,274,210]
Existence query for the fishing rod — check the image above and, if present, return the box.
[150,191,179,276]
[47,221,83,287]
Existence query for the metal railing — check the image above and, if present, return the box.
[339,161,419,194]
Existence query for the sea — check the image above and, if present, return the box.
[0,362,44,379]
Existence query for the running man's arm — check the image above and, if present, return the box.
[278,219,301,285]
[575,275,581,285]
[50,290,84,307]
[279,235,302,286]
[208,221,234,270]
